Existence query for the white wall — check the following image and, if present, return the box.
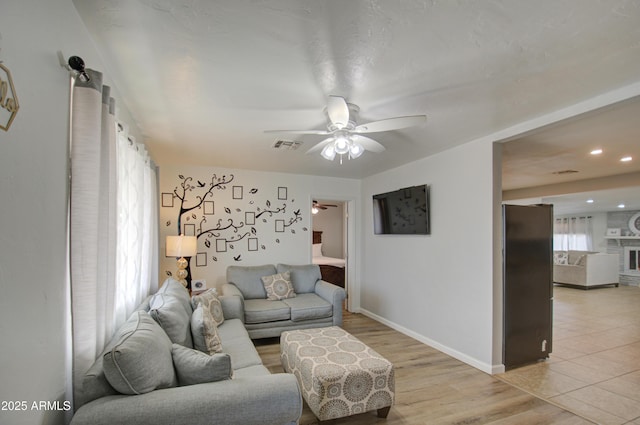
[0,2,141,424]
[361,139,498,372]
[158,165,360,291]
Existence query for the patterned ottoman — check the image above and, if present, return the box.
[280,326,394,421]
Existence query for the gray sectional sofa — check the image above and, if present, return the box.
[70,277,303,425]
[222,263,347,339]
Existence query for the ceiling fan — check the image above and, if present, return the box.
[312,200,338,214]
[266,96,426,162]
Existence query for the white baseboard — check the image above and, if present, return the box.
[355,307,505,375]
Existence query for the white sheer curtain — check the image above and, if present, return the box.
[114,126,158,327]
[554,216,593,251]
[69,69,157,403]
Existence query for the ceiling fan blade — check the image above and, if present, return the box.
[327,96,350,129]
[353,115,427,133]
[306,137,334,154]
[264,129,330,135]
[351,135,386,153]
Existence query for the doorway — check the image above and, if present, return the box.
[311,198,349,304]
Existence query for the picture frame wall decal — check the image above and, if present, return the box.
[162,193,174,207]
[278,187,288,200]
[195,252,207,267]
[203,201,214,215]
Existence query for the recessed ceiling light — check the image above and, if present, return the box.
[618,203,626,209]
[620,156,633,162]
[590,149,603,155]
[586,199,594,203]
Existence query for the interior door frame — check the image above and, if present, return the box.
[310,194,357,312]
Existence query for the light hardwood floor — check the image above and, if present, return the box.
[255,310,592,424]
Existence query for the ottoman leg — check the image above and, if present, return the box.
[377,406,391,418]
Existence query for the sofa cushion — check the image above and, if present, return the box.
[171,344,233,386]
[244,299,290,324]
[227,264,276,299]
[191,289,224,326]
[191,304,223,354]
[217,322,264,369]
[261,271,296,301]
[102,311,177,395]
[149,292,193,347]
[276,264,321,294]
[282,293,332,322]
[157,277,193,314]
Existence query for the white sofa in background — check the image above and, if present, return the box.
[553,250,619,289]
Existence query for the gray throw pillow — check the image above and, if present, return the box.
[191,304,223,354]
[102,311,177,395]
[149,292,193,347]
[171,344,233,386]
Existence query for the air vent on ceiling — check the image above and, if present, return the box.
[272,139,302,150]
[552,169,579,175]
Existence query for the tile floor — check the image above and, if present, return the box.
[497,285,640,425]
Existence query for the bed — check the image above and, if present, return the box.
[312,231,346,288]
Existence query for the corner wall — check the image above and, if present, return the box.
[0,1,144,423]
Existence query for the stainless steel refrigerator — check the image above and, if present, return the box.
[502,204,553,370]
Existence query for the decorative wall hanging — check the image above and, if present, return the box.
[0,62,19,131]
[162,172,306,276]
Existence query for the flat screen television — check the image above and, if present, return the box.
[373,184,430,235]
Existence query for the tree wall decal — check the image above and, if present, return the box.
[163,172,307,271]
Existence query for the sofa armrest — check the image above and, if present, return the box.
[584,254,619,285]
[315,280,346,326]
[219,283,245,322]
[70,374,302,425]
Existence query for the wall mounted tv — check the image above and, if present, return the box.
[373,184,430,235]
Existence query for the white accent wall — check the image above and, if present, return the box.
[361,139,499,372]
[158,165,360,291]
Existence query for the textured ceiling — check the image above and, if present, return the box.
[72,0,640,182]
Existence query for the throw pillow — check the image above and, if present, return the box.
[553,251,568,265]
[102,311,177,395]
[312,243,323,257]
[171,344,233,386]
[261,271,296,300]
[149,292,193,347]
[574,254,587,266]
[190,304,223,355]
[190,289,224,326]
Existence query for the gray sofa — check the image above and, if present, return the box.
[222,264,347,339]
[70,278,302,425]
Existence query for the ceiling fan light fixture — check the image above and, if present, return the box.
[349,142,364,158]
[334,136,350,155]
[321,143,336,160]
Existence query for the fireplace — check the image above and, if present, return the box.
[624,246,640,274]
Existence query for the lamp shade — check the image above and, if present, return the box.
[166,235,197,257]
